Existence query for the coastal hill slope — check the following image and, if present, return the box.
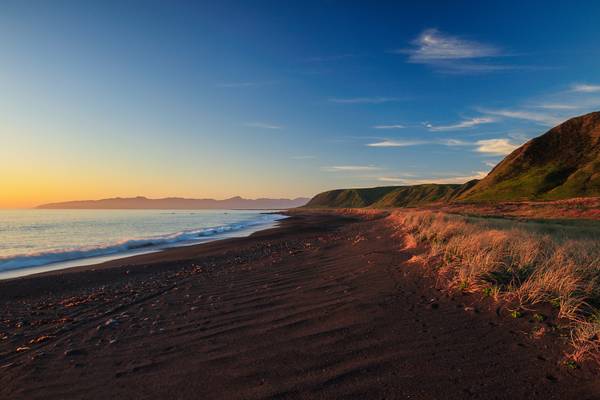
[458,111,600,201]
[305,182,477,208]
[37,196,309,210]
[305,111,600,208]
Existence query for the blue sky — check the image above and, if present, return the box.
[2,1,600,206]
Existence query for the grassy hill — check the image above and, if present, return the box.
[304,182,478,208]
[305,111,600,208]
[459,111,600,201]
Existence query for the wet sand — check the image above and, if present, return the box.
[0,211,598,399]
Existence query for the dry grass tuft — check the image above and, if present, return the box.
[388,210,600,363]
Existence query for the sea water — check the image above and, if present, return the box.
[0,209,285,279]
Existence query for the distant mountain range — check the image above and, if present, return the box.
[306,111,600,208]
[37,196,310,210]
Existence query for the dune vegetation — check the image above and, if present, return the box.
[388,210,600,363]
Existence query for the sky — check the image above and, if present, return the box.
[2,1,600,208]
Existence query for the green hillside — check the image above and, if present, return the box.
[304,186,399,208]
[459,111,600,201]
[305,111,600,208]
[304,183,476,208]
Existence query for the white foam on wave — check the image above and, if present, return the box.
[0,214,285,272]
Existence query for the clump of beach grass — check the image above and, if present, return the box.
[389,210,600,364]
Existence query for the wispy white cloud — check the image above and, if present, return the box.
[366,136,520,156]
[366,138,472,147]
[377,171,488,185]
[366,140,427,147]
[475,139,520,155]
[405,29,499,61]
[479,108,563,126]
[534,103,578,110]
[476,84,600,130]
[571,84,600,93]
[439,139,471,146]
[291,155,316,160]
[328,97,398,104]
[322,165,382,172]
[425,117,495,131]
[244,122,283,130]
[530,96,600,116]
[396,29,515,74]
[375,176,414,183]
[372,124,405,129]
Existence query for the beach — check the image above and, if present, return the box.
[0,211,598,399]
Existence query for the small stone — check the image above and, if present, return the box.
[29,335,52,345]
[102,319,118,329]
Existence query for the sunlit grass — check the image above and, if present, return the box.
[389,210,600,363]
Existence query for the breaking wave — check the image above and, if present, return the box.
[0,214,285,272]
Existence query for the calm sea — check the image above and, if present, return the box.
[0,209,285,279]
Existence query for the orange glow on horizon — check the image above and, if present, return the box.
[0,172,311,209]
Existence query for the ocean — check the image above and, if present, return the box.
[0,209,285,279]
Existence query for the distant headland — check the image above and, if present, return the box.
[36,196,309,210]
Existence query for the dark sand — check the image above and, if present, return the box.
[0,211,598,399]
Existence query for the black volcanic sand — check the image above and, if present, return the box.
[0,211,598,399]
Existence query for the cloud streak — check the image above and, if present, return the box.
[480,108,563,126]
[367,140,427,147]
[322,165,382,172]
[476,83,600,130]
[571,84,600,93]
[405,29,499,61]
[377,171,488,185]
[534,103,578,110]
[244,122,283,130]
[425,117,495,131]
[397,29,514,74]
[372,124,405,129]
[366,136,521,155]
[366,139,471,147]
[475,139,520,155]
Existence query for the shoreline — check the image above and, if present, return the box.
[0,210,598,399]
[0,212,287,281]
